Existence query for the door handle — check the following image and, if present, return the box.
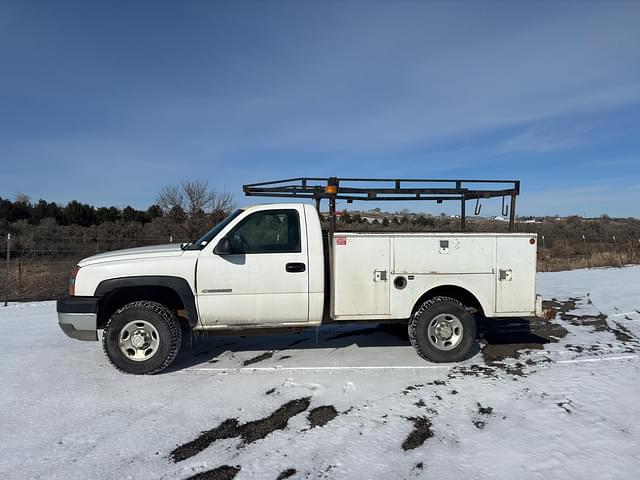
[285,262,306,273]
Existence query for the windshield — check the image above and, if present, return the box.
[184,209,243,250]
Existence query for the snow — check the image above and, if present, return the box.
[1,266,639,480]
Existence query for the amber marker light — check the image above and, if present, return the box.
[69,266,80,296]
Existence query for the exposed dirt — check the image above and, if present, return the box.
[403,384,424,394]
[170,397,311,462]
[611,322,635,343]
[546,298,637,345]
[448,365,496,378]
[557,400,573,413]
[171,419,242,462]
[276,469,297,480]
[243,351,274,366]
[472,402,494,428]
[308,406,338,428]
[427,380,446,386]
[478,315,568,369]
[241,397,311,444]
[183,465,240,480]
[544,298,578,318]
[477,402,493,415]
[402,416,434,451]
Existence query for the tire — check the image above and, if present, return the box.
[102,300,182,375]
[408,296,477,363]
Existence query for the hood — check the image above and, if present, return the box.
[78,243,185,267]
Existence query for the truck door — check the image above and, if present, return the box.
[495,236,537,313]
[196,207,309,325]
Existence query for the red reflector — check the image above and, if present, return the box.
[529,238,536,245]
[336,237,347,246]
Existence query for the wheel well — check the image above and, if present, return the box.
[412,285,484,317]
[97,286,187,329]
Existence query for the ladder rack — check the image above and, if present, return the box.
[243,177,520,232]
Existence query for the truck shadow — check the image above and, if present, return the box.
[165,316,557,373]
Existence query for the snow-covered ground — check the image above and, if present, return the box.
[1,267,639,480]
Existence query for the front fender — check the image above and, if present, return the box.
[94,276,199,328]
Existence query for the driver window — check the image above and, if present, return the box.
[228,209,301,254]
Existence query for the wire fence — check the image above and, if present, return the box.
[1,233,639,304]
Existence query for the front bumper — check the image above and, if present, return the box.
[57,296,99,341]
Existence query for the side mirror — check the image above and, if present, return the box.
[214,236,233,255]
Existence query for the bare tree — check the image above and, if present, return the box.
[157,184,185,215]
[158,180,234,217]
[211,191,235,214]
[14,192,32,206]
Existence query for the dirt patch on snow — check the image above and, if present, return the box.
[183,465,240,480]
[477,402,493,415]
[547,298,637,345]
[448,365,496,378]
[473,402,495,429]
[402,416,434,450]
[243,351,274,366]
[276,468,297,480]
[478,314,567,369]
[308,406,338,428]
[170,397,311,462]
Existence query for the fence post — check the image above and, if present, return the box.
[4,233,10,307]
[612,235,624,267]
[541,235,548,272]
[582,234,591,269]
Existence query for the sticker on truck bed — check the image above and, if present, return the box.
[335,236,347,246]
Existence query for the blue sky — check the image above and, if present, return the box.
[1,1,639,217]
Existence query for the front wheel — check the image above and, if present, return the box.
[408,296,477,363]
[102,301,182,374]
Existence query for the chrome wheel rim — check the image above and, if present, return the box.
[118,320,160,362]
[427,313,463,351]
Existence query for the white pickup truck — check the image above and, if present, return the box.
[58,202,542,374]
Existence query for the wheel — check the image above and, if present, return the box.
[102,300,182,374]
[408,296,477,363]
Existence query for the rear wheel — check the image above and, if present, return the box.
[409,296,477,363]
[102,300,182,374]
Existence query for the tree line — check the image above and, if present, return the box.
[0,180,236,248]
[0,195,163,227]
